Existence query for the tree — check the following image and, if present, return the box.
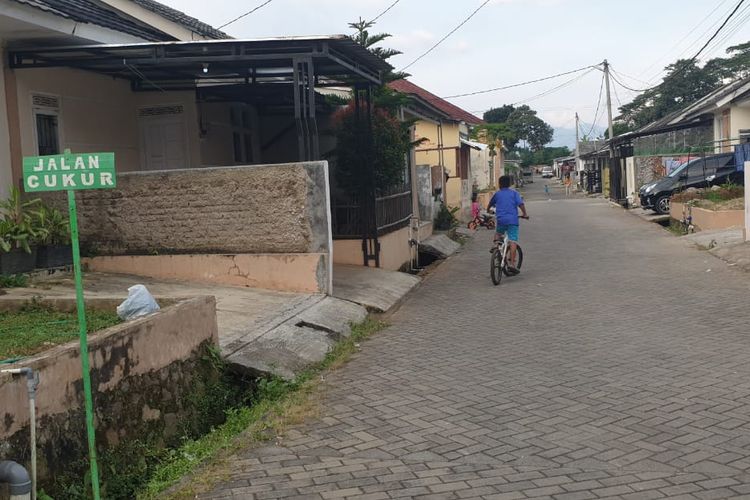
[471,123,518,150]
[348,18,408,82]
[483,105,515,124]
[614,42,750,132]
[506,105,554,150]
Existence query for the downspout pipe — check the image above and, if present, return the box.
[0,460,31,499]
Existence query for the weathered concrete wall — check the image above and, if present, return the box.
[0,296,218,487]
[63,162,330,255]
[45,162,333,293]
[416,165,436,222]
[84,253,328,294]
[332,223,431,272]
[671,202,745,231]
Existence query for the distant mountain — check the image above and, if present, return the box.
[551,125,605,149]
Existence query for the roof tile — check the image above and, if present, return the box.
[388,79,483,125]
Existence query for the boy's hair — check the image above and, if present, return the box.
[499,175,512,188]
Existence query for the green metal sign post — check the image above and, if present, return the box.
[23,149,116,500]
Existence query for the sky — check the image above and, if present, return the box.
[161,0,750,147]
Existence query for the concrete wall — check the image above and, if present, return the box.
[671,201,745,231]
[84,253,327,294]
[416,164,436,222]
[471,147,492,190]
[0,296,218,486]
[332,223,432,271]
[48,162,333,293]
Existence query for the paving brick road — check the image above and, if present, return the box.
[203,180,750,499]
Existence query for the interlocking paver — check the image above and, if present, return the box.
[197,186,750,498]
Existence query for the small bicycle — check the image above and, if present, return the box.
[490,217,528,286]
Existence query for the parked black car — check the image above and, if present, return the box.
[639,153,743,214]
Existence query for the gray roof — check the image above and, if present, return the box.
[10,0,228,41]
[129,0,229,39]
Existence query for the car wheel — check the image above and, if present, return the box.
[654,194,671,215]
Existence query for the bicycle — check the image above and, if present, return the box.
[490,217,528,286]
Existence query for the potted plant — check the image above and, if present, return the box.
[34,204,72,268]
[0,188,41,275]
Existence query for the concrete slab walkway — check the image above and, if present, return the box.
[196,178,750,498]
[332,265,421,313]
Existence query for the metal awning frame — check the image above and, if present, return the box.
[8,36,389,89]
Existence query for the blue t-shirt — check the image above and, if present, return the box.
[489,188,524,225]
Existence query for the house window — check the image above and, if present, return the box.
[32,94,61,156]
[36,113,59,156]
[231,106,254,164]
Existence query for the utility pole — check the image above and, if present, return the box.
[603,59,614,152]
[576,111,581,160]
[576,111,581,184]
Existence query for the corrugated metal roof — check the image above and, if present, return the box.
[388,79,483,125]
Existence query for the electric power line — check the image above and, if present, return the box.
[218,0,274,30]
[400,0,491,71]
[584,72,605,138]
[512,68,597,106]
[609,68,649,93]
[638,0,730,80]
[442,64,598,99]
[700,3,750,59]
[642,0,748,86]
[371,0,401,23]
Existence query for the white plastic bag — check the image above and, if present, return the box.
[117,285,160,321]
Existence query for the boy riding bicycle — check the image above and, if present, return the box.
[487,175,529,274]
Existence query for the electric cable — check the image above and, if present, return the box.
[512,68,597,106]
[371,0,401,23]
[584,72,605,138]
[218,0,274,30]
[638,0,748,89]
[638,0,730,80]
[400,0,491,71]
[442,64,598,99]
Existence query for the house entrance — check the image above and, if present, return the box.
[139,105,188,170]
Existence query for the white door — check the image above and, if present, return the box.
[140,115,187,170]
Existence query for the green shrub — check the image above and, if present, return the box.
[434,203,459,230]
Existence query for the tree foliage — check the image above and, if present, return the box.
[512,146,571,168]
[333,106,412,193]
[616,42,750,131]
[483,105,516,124]
[475,104,554,150]
[506,105,554,150]
[348,18,408,82]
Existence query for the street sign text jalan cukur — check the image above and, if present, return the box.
[23,152,116,192]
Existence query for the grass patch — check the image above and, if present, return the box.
[0,301,120,359]
[665,219,688,236]
[139,317,386,500]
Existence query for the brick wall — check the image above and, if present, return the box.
[53,162,331,256]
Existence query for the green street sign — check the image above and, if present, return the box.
[22,151,116,192]
[20,148,115,499]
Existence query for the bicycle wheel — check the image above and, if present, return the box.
[468,221,478,230]
[487,219,496,230]
[490,247,502,285]
[503,244,524,276]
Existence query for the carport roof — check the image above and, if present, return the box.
[8,36,391,88]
